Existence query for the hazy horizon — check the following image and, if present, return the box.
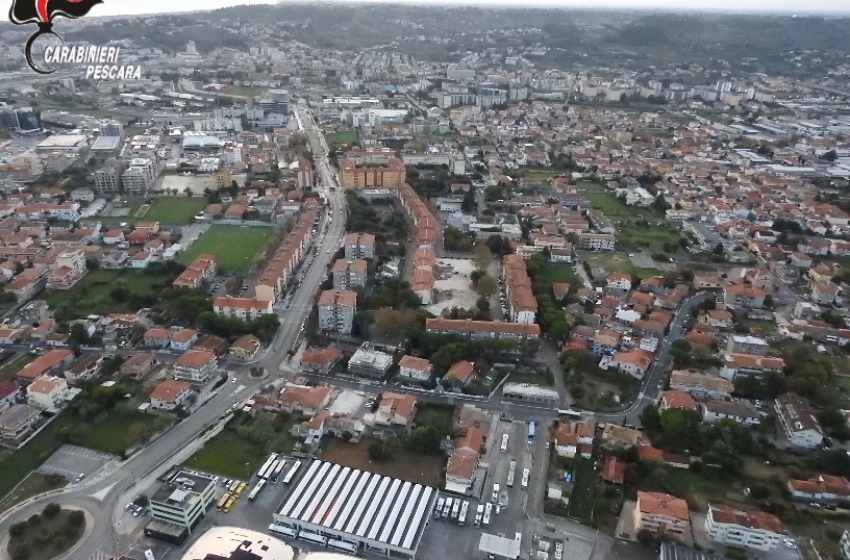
[70,0,850,18]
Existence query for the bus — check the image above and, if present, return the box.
[222,496,236,513]
[270,460,287,483]
[442,497,453,519]
[216,492,232,511]
[528,421,536,443]
[234,482,247,498]
[483,503,492,527]
[282,460,302,485]
[557,408,583,420]
[451,498,461,520]
[458,501,469,526]
[500,434,509,453]
[268,524,298,538]
[521,468,530,489]
[248,480,266,502]
[435,497,445,519]
[506,460,517,488]
[299,532,329,546]
[328,540,358,554]
[492,484,500,503]
[257,454,278,479]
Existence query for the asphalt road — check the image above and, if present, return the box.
[0,106,347,560]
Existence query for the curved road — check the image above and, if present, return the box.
[0,107,345,560]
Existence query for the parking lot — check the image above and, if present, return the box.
[38,444,116,483]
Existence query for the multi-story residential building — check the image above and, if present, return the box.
[577,232,616,251]
[704,503,782,551]
[300,346,343,374]
[373,392,417,426]
[15,349,74,384]
[122,158,156,194]
[659,390,697,412]
[93,165,122,193]
[255,211,315,303]
[726,335,768,355]
[775,392,824,449]
[147,469,216,540]
[296,157,313,189]
[317,289,357,335]
[338,157,406,189]
[149,379,194,411]
[633,491,690,539]
[212,296,273,321]
[279,383,333,416]
[397,355,433,382]
[331,258,368,290]
[722,284,766,309]
[840,530,850,560]
[787,474,850,504]
[503,254,537,324]
[811,281,841,305]
[173,254,216,289]
[424,318,540,342]
[606,272,632,291]
[0,381,21,413]
[0,404,42,444]
[343,232,376,259]
[173,349,217,383]
[25,375,70,411]
[47,250,87,290]
[348,344,394,378]
[719,353,785,380]
[229,335,261,361]
[669,369,733,401]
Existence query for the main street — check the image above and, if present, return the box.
[0,106,345,560]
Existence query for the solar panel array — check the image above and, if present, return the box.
[277,460,435,552]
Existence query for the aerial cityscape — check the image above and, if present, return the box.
[0,3,849,560]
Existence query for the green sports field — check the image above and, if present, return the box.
[178,225,274,272]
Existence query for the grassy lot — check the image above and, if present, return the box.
[508,372,553,386]
[0,472,66,512]
[178,225,274,272]
[320,437,444,487]
[0,354,36,383]
[567,457,597,523]
[7,507,85,560]
[631,464,747,512]
[586,192,635,217]
[142,197,207,224]
[42,269,175,319]
[413,404,454,434]
[573,369,640,412]
[578,251,661,278]
[617,223,684,255]
[534,263,583,288]
[183,414,297,479]
[73,411,168,455]
[124,126,147,137]
[325,129,358,147]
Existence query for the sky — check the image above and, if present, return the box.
[64,0,850,17]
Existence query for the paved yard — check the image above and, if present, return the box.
[428,258,480,316]
[38,444,117,483]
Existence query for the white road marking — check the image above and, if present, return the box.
[234,384,246,394]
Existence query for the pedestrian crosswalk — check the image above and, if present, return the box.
[88,551,115,560]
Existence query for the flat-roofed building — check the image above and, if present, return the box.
[775,392,824,449]
[145,468,217,543]
[0,404,41,444]
[318,290,357,335]
[332,258,368,290]
[180,526,295,560]
[348,344,393,378]
[344,232,376,259]
[173,349,217,383]
[273,459,436,559]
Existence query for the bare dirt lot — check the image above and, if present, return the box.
[319,437,445,487]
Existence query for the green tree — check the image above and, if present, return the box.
[640,404,662,431]
[660,408,697,439]
[42,503,61,519]
[473,244,492,270]
[668,339,692,367]
[475,274,498,298]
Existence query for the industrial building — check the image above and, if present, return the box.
[181,526,295,560]
[144,468,217,543]
[273,459,437,559]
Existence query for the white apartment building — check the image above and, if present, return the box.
[397,355,433,382]
[775,392,824,449]
[577,233,616,251]
[122,158,156,194]
[704,503,782,552]
[317,289,357,335]
[25,376,70,411]
[149,470,216,532]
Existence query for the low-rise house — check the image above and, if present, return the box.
[149,379,194,411]
[212,296,273,321]
[705,503,782,551]
[173,254,216,289]
[397,356,433,383]
[787,474,850,504]
[609,349,653,379]
[700,400,761,426]
[660,390,697,412]
[64,354,104,383]
[120,353,155,379]
[552,423,578,458]
[723,284,766,309]
[726,335,769,356]
[602,424,646,448]
[602,457,626,484]
[811,281,841,305]
[143,327,171,348]
[445,360,476,387]
[15,349,74,383]
[373,392,417,427]
[0,381,21,413]
[170,328,198,352]
[445,425,486,494]
[606,272,632,291]
[173,349,217,383]
[775,392,824,449]
[229,335,261,360]
[701,309,733,329]
[669,370,734,401]
[300,346,343,374]
[634,491,690,540]
[719,353,785,380]
[279,383,332,416]
[0,404,42,445]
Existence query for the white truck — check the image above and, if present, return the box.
[483,503,493,527]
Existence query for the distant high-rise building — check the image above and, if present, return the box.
[0,107,42,132]
[103,121,124,139]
